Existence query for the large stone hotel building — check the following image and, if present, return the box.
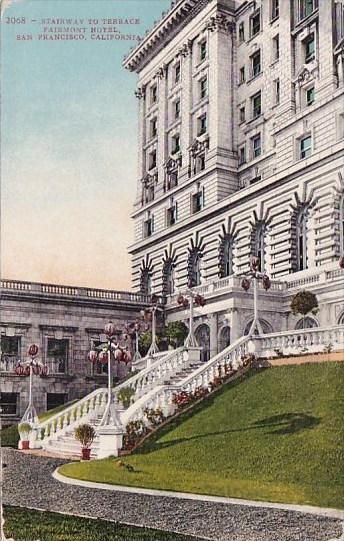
[124,0,344,359]
[1,0,344,420]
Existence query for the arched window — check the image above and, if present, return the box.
[164,261,176,295]
[296,206,308,271]
[219,326,231,351]
[195,324,210,362]
[295,317,318,330]
[254,223,266,272]
[244,319,273,335]
[188,249,203,287]
[141,270,152,295]
[219,236,233,278]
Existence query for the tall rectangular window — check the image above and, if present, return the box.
[239,106,246,123]
[306,86,315,105]
[174,99,181,120]
[273,35,280,61]
[144,213,154,238]
[151,84,158,105]
[304,34,315,63]
[239,146,246,165]
[167,200,178,226]
[275,79,280,105]
[238,22,245,43]
[150,118,157,138]
[300,135,312,158]
[192,187,204,213]
[299,0,318,21]
[271,0,279,19]
[148,150,157,170]
[174,62,181,84]
[199,40,207,62]
[251,91,262,119]
[250,10,261,37]
[239,66,245,83]
[198,113,207,136]
[251,50,261,77]
[200,77,208,99]
[172,134,180,154]
[252,134,262,158]
[47,338,69,374]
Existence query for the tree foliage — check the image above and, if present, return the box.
[291,290,319,328]
[164,321,189,348]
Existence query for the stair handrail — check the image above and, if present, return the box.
[121,335,251,426]
[37,387,107,431]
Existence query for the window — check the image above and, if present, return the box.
[151,84,158,104]
[275,79,280,105]
[47,393,67,411]
[273,34,279,61]
[144,182,154,204]
[174,62,181,84]
[150,118,157,138]
[172,134,180,154]
[239,146,246,165]
[252,134,261,158]
[167,199,178,226]
[238,22,245,43]
[0,393,18,415]
[222,238,233,277]
[251,50,261,77]
[189,250,203,286]
[239,106,246,123]
[296,207,308,270]
[250,10,261,37]
[164,262,176,295]
[251,91,262,119]
[192,186,204,213]
[194,154,206,174]
[304,34,315,63]
[148,150,157,170]
[141,270,152,295]
[198,114,207,136]
[1,335,20,359]
[144,212,154,238]
[299,0,318,21]
[239,66,245,83]
[254,223,266,272]
[300,135,312,159]
[199,40,207,61]
[271,0,279,19]
[47,338,69,374]
[200,77,208,99]
[306,86,314,105]
[174,99,181,120]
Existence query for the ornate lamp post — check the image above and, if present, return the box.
[141,295,163,357]
[126,319,144,363]
[240,256,271,336]
[176,286,206,347]
[88,322,129,427]
[18,345,48,425]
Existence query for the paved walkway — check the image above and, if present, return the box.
[3,449,344,541]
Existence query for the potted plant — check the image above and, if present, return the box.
[74,424,96,460]
[18,422,31,450]
[118,386,135,409]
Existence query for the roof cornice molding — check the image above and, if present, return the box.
[123,0,213,73]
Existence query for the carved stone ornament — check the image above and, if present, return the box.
[189,137,210,156]
[142,172,157,186]
[164,155,182,172]
[205,14,235,33]
[155,64,168,80]
[135,87,145,99]
[178,39,193,58]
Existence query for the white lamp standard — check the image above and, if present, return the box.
[19,345,48,425]
[240,256,271,336]
[142,295,163,357]
[176,288,206,347]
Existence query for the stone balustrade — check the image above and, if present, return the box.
[0,279,154,305]
[256,325,344,357]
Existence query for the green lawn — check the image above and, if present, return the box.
[60,363,344,509]
[3,506,203,541]
[1,400,78,448]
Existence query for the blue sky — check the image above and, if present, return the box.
[1,0,170,289]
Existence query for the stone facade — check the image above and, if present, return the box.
[0,280,151,422]
[124,0,344,354]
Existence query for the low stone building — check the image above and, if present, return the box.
[0,279,151,423]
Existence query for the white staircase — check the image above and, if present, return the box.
[33,325,344,459]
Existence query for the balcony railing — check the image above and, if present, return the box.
[0,279,153,304]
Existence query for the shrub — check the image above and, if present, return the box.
[118,386,135,408]
[123,420,147,450]
[144,407,165,426]
[164,321,189,348]
[74,424,96,449]
[18,422,31,438]
[291,290,319,328]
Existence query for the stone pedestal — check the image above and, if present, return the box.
[97,426,124,459]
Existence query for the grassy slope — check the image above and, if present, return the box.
[60,363,344,509]
[1,400,78,447]
[4,506,203,541]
